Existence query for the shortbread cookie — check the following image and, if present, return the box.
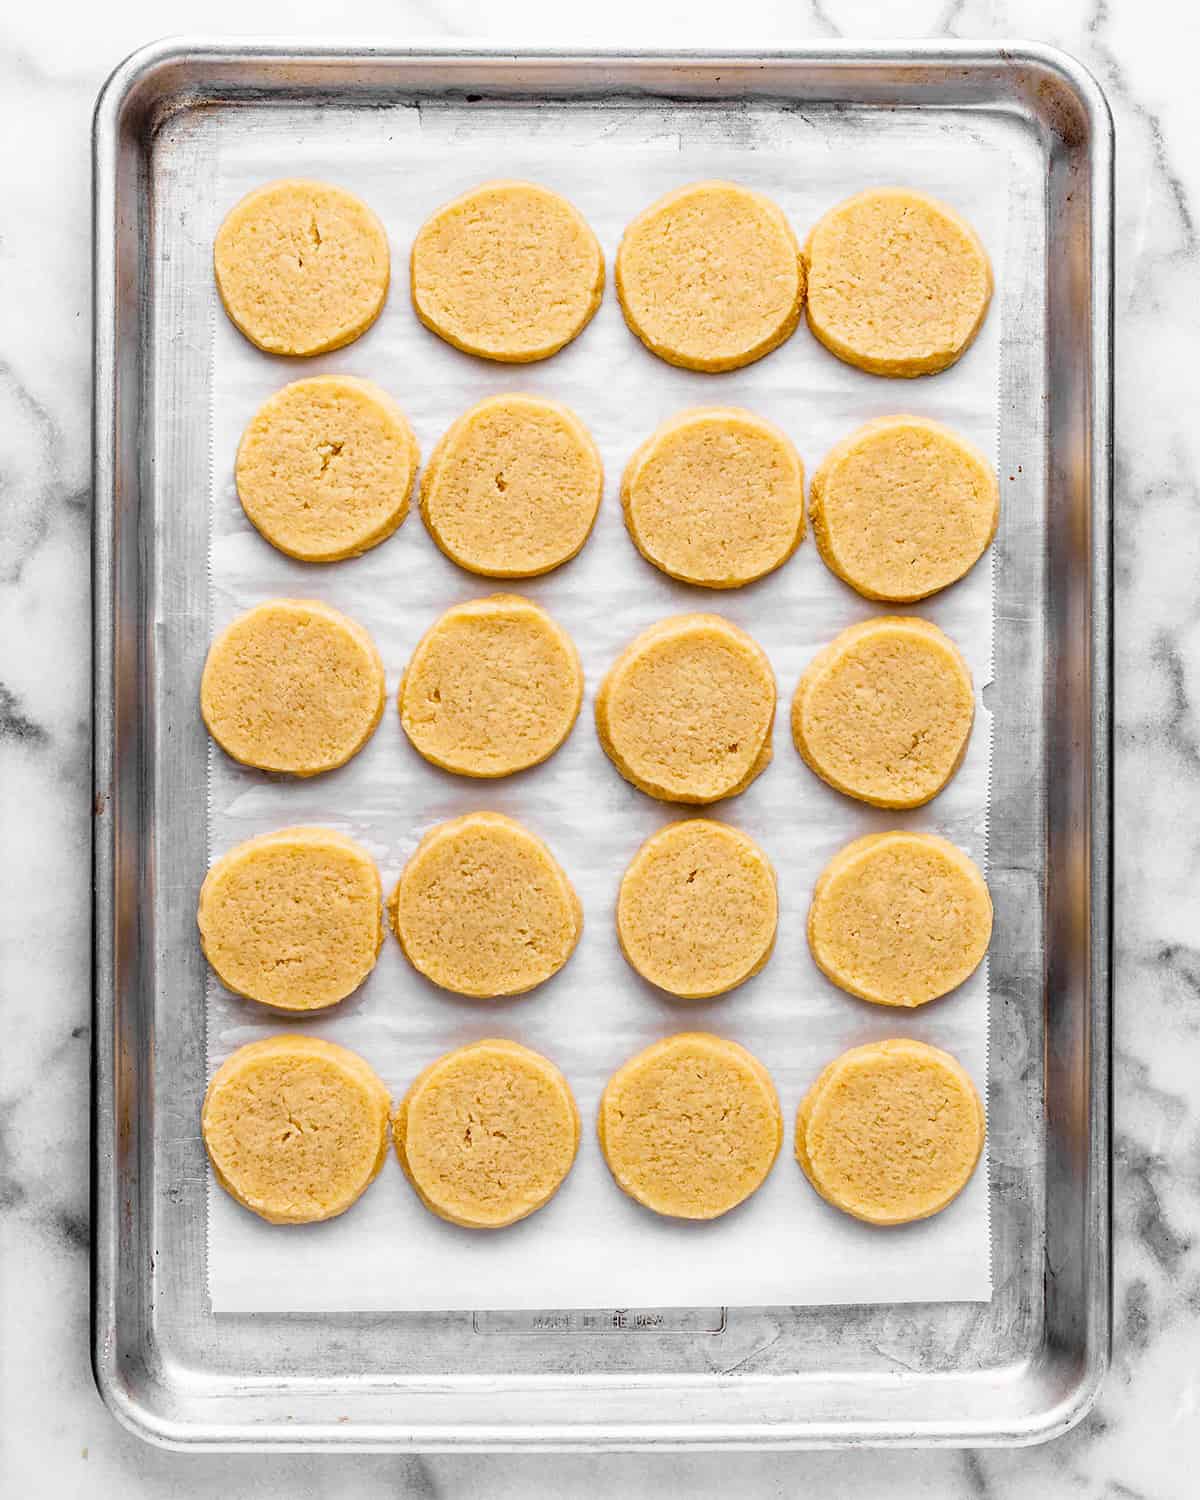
[809,832,992,1007]
[616,181,804,371]
[235,376,419,562]
[411,180,604,362]
[810,416,998,601]
[199,827,383,1011]
[803,187,992,376]
[597,614,776,804]
[792,616,973,808]
[622,407,805,588]
[214,179,390,356]
[398,595,583,778]
[420,394,602,577]
[388,812,582,997]
[202,1035,390,1225]
[598,1033,782,1219]
[394,1039,579,1228]
[618,820,778,998]
[795,1039,985,1224]
[201,599,385,776]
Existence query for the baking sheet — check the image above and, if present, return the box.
[203,106,1003,1313]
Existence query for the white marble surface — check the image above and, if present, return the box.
[0,0,1193,1494]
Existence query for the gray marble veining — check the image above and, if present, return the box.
[2,0,1197,1494]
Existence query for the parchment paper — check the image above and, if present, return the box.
[204,103,1005,1312]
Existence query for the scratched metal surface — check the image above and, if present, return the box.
[92,41,1112,1450]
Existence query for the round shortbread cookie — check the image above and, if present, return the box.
[235,376,419,562]
[398,595,583,778]
[198,826,383,1011]
[598,1033,782,1220]
[214,179,390,356]
[596,614,776,805]
[621,407,806,588]
[808,832,992,1007]
[791,616,974,808]
[420,394,603,577]
[410,180,604,362]
[202,1035,391,1225]
[201,599,385,777]
[795,1039,985,1225]
[394,1039,580,1228]
[388,812,582,998]
[616,181,805,371]
[803,187,992,377]
[810,416,998,602]
[617,820,778,999]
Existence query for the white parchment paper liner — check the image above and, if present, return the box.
[203,105,1005,1312]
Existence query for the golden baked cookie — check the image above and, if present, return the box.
[214,179,390,356]
[791,616,973,808]
[199,826,383,1011]
[420,394,602,577]
[803,187,992,376]
[621,407,805,588]
[388,812,582,998]
[410,180,604,362]
[808,832,992,1007]
[202,1035,391,1225]
[394,1039,580,1228]
[398,595,583,778]
[617,820,778,998]
[596,614,776,804]
[235,376,419,562]
[810,416,998,602]
[598,1033,782,1219]
[201,599,385,776]
[616,181,804,371]
[795,1039,985,1225]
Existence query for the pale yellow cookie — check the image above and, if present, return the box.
[596,614,776,804]
[420,394,603,577]
[214,179,390,356]
[598,1033,782,1219]
[398,595,583,778]
[201,599,385,776]
[199,826,383,1011]
[617,820,778,998]
[792,616,974,808]
[795,1039,985,1225]
[388,812,582,998]
[803,187,992,376]
[411,180,604,362]
[621,407,805,588]
[616,181,804,371]
[808,832,992,1007]
[394,1039,580,1228]
[202,1035,391,1225]
[235,377,419,562]
[810,416,998,602]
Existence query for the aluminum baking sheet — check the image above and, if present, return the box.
[94,42,1112,1449]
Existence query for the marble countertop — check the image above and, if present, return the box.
[1,0,1193,1494]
